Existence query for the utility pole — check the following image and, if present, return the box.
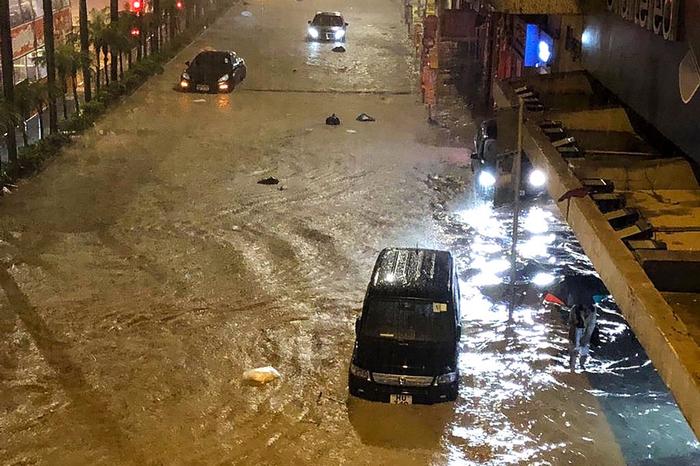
[509,98,524,312]
[0,0,17,168]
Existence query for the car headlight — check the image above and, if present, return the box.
[308,27,319,38]
[350,363,370,380]
[335,29,346,39]
[435,372,458,385]
[528,169,546,188]
[478,170,496,188]
[218,74,230,82]
[181,72,190,80]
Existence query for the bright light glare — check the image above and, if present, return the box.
[335,29,346,39]
[532,272,556,287]
[218,83,228,90]
[308,27,319,38]
[179,81,189,88]
[528,169,546,188]
[538,41,551,63]
[478,171,496,188]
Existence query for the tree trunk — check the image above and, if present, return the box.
[42,0,58,134]
[21,121,28,147]
[0,0,18,167]
[110,0,118,82]
[71,71,80,114]
[61,75,68,120]
[95,48,101,91]
[37,106,44,139]
[119,52,123,79]
[127,50,132,68]
[103,47,109,86]
[79,0,91,102]
[153,0,160,53]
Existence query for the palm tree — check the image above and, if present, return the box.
[32,81,49,140]
[14,80,37,146]
[152,0,160,52]
[42,0,58,133]
[90,8,109,91]
[55,42,76,119]
[110,0,118,82]
[79,0,92,101]
[0,0,18,166]
[116,13,139,74]
[0,98,22,166]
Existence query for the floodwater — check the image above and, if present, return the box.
[0,0,698,464]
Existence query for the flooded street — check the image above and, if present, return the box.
[0,0,697,464]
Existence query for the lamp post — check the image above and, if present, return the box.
[509,97,524,313]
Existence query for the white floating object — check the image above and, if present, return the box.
[193,99,206,103]
[241,10,252,17]
[243,366,281,384]
[346,129,357,134]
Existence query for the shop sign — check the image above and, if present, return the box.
[606,0,679,41]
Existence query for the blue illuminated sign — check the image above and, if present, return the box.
[524,24,554,67]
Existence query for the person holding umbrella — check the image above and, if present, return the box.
[543,273,609,372]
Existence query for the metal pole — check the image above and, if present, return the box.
[509,98,524,306]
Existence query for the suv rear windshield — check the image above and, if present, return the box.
[313,14,343,27]
[361,299,454,342]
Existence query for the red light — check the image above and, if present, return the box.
[131,0,141,11]
[130,27,140,36]
[176,1,183,9]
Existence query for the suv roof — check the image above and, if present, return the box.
[316,11,342,16]
[368,248,453,302]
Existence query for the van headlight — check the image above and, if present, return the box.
[478,170,496,188]
[218,74,230,82]
[528,169,546,188]
[435,372,458,385]
[181,72,190,80]
[350,363,370,380]
[308,27,319,38]
[334,29,346,39]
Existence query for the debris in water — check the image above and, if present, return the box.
[332,46,346,53]
[242,366,281,385]
[346,129,357,134]
[241,10,252,17]
[193,99,206,103]
[356,113,376,122]
[257,177,280,185]
[325,114,341,125]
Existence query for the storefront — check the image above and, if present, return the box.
[2,0,73,85]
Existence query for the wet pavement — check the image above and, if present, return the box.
[0,0,698,464]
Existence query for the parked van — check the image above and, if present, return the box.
[348,248,461,404]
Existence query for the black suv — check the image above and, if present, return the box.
[307,11,348,42]
[349,248,461,404]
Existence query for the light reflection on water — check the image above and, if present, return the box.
[423,175,699,465]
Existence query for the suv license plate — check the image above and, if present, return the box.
[196,84,209,91]
[390,394,412,405]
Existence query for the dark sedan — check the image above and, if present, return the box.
[307,11,348,42]
[179,50,246,93]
